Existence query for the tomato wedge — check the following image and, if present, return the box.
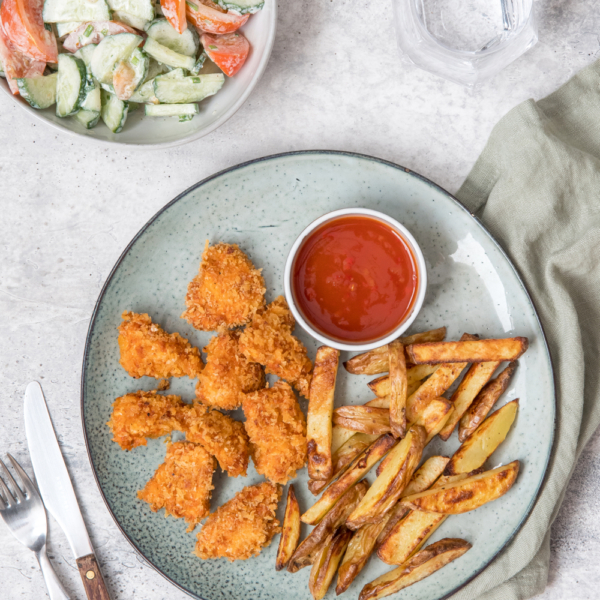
[201,31,249,77]
[62,21,137,53]
[186,0,249,35]
[161,0,187,34]
[0,20,45,94]
[1,0,57,63]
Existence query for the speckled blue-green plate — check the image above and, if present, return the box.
[81,151,555,600]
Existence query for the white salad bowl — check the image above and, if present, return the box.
[0,0,276,148]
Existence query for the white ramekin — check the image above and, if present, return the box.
[283,208,428,352]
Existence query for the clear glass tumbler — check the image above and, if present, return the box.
[393,0,538,86]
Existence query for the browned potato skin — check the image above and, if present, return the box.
[333,406,391,435]
[343,328,447,375]
[307,346,340,481]
[276,485,301,571]
[309,528,353,600]
[375,504,411,547]
[403,461,520,514]
[368,365,438,398]
[288,481,368,572]
[360,538,472,600]
[301,435,397,525]
[458,361,518,442]
[388,341,407,439]
[407,337,528,365]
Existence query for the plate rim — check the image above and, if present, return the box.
[80,149,556,600]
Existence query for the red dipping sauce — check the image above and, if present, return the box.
[292,215,419,343]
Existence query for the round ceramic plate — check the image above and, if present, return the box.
[81,151,555,600]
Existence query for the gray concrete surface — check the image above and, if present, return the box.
[1,0,599,598]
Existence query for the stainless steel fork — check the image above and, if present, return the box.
[0,454,70,600]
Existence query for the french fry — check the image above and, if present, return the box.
[361,538,472,600]
[403,460,520,514]
[407,336,528,365]
[276,485,301,571]
[438,360,501,441]
[301,434,397,525]
[333,406,391,435]
[307,346,340,481]
[343,328,447,375]
[388,341,407,438]
[368,365,439,398]
[309,433,380,496]
[288,480,367,572]
[445,399,518,476]
[331,424,357,455]
[309,528,353,600]
[411,396,453,442]
[425,406,453,444]
[458,361,517,442]
[346,425,426,529]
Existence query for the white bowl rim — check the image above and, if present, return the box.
[283,207,428,352]
[0,2,277,150]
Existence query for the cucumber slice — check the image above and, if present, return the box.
[43,0,111,23]
[74,44,97,69]
[145,103,198,118]
[56,21,82,37]
[113,47,148,99]
[91,33,143,85]
[145,19,198,57]
[154,72,223,103]
[73,108,101,128]
[142,37,195,71]
[81,82,102,112]
[189,51,206,75]
[145,57,169,80]
[216,0,263,15]
[101,89,129,132]
[108,0,154,21]
[16,73,58,109]
[129,78,156,103]
[112,11,149,31]
[56,54,87,117]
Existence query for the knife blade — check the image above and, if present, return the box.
[24,381,112,600]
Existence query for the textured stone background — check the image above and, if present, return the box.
[1,0,598,598]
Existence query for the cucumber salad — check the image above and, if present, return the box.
[0,0,262,132]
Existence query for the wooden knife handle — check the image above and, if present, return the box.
[76,553,111,600]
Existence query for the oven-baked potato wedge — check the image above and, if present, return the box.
[407,337,528,365]
[333,406,391,435]
[309,527,353,600]
[403,461,520,514]
[368,364,438,398]
[343,328,447,375]
[307,346,340,481]
[361,538,472,600]
[276,485,301,571]
[388,341,407,438]
[445,399,518,476]
[301,435,397,525]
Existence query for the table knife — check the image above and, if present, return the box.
[24,381,111,600]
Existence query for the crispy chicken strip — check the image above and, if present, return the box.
[243,381,307,484]
[179,404,250,477]
[118,311,203,379]
[137,441,215,531]
[239,296,313,397]
[194,482,281,561]
[107,390,185,451]
[182,242,266,331]
[196,331,265,410]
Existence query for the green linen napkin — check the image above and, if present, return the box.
[452,60,600,600]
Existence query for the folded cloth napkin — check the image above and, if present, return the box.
[451,60,600,600]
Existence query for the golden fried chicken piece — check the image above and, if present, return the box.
[182,242,266,331]
[243,381,307,485]
[196,331,265,410]
[238,296,313,397]
[194,482,281,561]
[179,405,250,477]
[107,391,184,451]
[118,311,203,379]
[137,442,215,531]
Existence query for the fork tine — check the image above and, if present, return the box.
[7,454,37,498]
[0,457,25,502]
[0,474,14,507]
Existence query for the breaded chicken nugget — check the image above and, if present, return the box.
[194,482,281,561]
[138,442,215,531]
[243,381,307,485]
[182,242,266,331]
[179,404,250,477]
[196,331,265,410]
[238,296,313,397]
[107,390,184,451]
[118,311,203,379]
